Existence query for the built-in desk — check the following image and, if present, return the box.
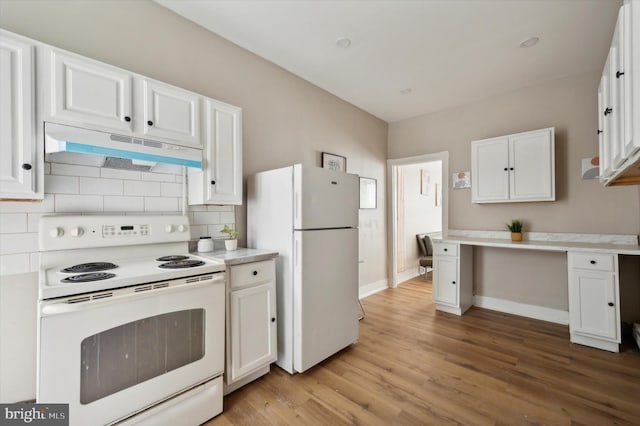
[432,230,640,353]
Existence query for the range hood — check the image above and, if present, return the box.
[44,122,202,172]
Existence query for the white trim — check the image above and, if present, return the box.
[396,268,422,284]
[359,279,388,299]
[474,295,569,325]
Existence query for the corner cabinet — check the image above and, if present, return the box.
[188,99,242,205]
[0,31,41,200]
[225,259,277,394]
[598,0,640,186]
[432,242,473,315]
[471,127,555,203]
[567,252,620,352]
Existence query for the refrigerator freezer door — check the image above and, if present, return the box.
[293,228,359,372]
[293,165,358,230]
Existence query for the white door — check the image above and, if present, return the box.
[569,270,618,341]
[509,129,554,201]
[293,165,359,229]
[142,79,200,148]
[471,136,509,203]
[293,228,358,373]
[0,32,37,199]
[204,99,242,204]
[229,281,277,382]
[433,257,458,306]
[48,49,133,133]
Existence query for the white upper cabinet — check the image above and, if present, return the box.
[140,79,200,148]
[471,127,555,203]
[0,31,40,199]
[188,99,242,205]
[599,0,640,186]
[45,49,133,133]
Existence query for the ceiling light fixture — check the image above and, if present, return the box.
[519,36,539,48]
[400,88,412,95]
[336,37,351,48]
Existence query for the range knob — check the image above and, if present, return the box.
[70,227,84,237]
[49,227,64,238]
[165,225,174,233]
[177,224,188,233]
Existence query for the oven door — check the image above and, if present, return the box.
[37,274,224,426]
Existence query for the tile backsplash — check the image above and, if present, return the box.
[0,162,235,276]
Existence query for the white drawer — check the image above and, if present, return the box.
[569,252,615,272]
[433,242,458,257]
[230,259,275,289]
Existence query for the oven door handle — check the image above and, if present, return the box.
[40,277,224,317]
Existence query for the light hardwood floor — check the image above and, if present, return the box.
[207,276,640,425]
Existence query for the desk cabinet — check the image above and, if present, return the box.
[432,242,473,315]
[567,252,621,352]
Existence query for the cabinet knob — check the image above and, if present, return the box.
[604,107,612,116]
[608,302,614,307]
[590,260,596,265]
[211,180,216,185]
[452,281,456,284]
[124,116,131,122]
[443,248,448,252]
[597,129,603,135]
[252,270,258,276]
[509,167,514,171]
[504,167,508,171]
[21,163,32,170]
[147,120,154,126]
[271,317,276,322]
[616,71,625,79]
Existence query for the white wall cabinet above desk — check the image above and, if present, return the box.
[471,127,555,203]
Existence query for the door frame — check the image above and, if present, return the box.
[387,152,449,288]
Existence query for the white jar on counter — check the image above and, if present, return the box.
[197,236,214,252]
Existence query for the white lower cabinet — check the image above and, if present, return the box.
[225,259,277,394]
[432,242,473,315]
[567,252,620,352]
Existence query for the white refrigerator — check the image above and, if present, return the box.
[247,164,359,374]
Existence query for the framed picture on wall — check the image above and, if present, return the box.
[359,177,377,209]
[322,152,347,172]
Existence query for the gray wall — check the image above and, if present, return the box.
[389,71,640,307]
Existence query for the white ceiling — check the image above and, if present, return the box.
[155,0,620,123]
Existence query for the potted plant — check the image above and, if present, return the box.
[220,224,239,251]
[506,220,523,242]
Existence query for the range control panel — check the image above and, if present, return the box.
[39,215,190,251]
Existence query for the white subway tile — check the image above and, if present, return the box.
[44,163,51,174]
[27,213,46,233]
[188,205,207,212]
[44,175,79,194]
[79,177,123,195]
[0,214,27,234]
[124,181,161,196]
[55,195,103,212]
[0,253,30,276]
[161,183,182,197]
[50,163,100,177]
[141,172,175,182]
[193,212,220,225]
[175,175,183,184]
[103,196,144,212]
[144,197,178,212]
[126,211,162,216]
[101,168,141,180]
[207,225,227,238]
[0,233,38,255]
[206,205,234,212]
[0,195,55,213]
[189,225,208,239]
[30,252,40,272]
[220,211,235,223]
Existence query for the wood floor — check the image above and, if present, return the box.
[206,277,640,425]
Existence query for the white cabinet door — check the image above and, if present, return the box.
[142,79,200,148]
[509,129,555,201]
[433,257,458,306]
[568,269,619,341]
[610,11,627,170]
[621,0,638,158]
[47,49,133,133]
[188,99,242,205]
[229,281,277,382]
[471,136,509,202]
[0,32,38,199]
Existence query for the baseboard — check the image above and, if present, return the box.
[396,268,422,284]
[359,279,388,299]
[473,295,569,325]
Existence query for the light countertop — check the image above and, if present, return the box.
[193,248,278,266]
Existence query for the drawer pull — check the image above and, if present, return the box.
[444,248,448,252]
[271,317,276,322]
[124,116,131,122]
[451,281,456,284]
[590,260,596,265]
[252,271,258,276]
[608,302,614,307]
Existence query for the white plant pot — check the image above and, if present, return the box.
[225,239,238,251]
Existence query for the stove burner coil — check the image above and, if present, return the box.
[156,255,190,262]
[61,262,118,273]
[61,272,116,283]
[158,260,205,269]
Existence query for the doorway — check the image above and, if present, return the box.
[387,152,449,288]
